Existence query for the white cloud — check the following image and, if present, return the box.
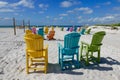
[0,17,11,20]
[77,16,82,19]
[60,0,80,8]
[98,16,114,21]
[59,13,68,16]
[77,21,81,23]
[0,1,8,8]
[95,5,100,8]
[60,1,72,8]
[75,7,93,14]
[46,16,50,18]
[59,17,63,20]
[4,17,11,20]
[39,4,48,10]
[0,17,3,20]
[113,7,120,10]
[54,18,58,21]
[39,11,44,14]
[0,0,34,12]
[87,15,119,24]
[70,20,74,23]
[103,2,111,5]
[94,2,111,9]
[12,0,34,8]
[67,10,74,13]
[14,13,19,15]
[0,9,14,12]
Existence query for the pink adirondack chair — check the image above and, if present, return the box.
[69,27,73,32]
[32,27,36,34]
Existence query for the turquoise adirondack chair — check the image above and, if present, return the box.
[80,28,86,35]
[58,32,81,70]
[80,31,106,65]
[37,28,44,37]
[73,27,77,32]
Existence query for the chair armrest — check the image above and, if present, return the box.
[81,41,90,47]
[44,44,48,50]
[58,42,63,49]
[58,42,64,55]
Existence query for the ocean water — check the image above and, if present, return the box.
[0,25,14,28]
[0,25,82,28]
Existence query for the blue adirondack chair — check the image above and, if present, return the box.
[37,27,44,37]
[66,27,70,31]
[58,32,81,70]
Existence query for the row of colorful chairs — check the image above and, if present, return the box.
[61,27,80,32]
[24,29,106,73]
[61,27,91,34]
[31,27,55,40]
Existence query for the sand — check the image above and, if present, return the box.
[0,26,120,80]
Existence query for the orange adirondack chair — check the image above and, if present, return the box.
[47,28,55,40]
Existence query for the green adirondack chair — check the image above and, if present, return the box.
[61,27,64,31]
[85,28,91,34]
[80,31,106,65]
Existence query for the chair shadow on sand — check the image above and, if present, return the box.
[28,57,120,74]
[0,68,4,75]
[45,38,64,41]
[47,63,83,75]
[80,57,120,71]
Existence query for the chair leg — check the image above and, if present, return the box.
[86,52,89,66]
[58,47,60,64]
[26,54,29,74]
[72,54,74,61]
[45,49,48,73]
[97,50,100,63]
[76,52,80,68]
[44,60,47,74]
[80,43,83,61]
[91,52,93,57]
[30,58,33,65]
[58,53,60,64]
[46,49,48,66]
[61,55,64,70]
[77,53,79,62]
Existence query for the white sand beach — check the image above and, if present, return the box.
[0,27,120,80]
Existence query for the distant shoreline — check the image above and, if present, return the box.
[0,25,83,28]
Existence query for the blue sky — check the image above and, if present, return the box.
[0,0,120,25]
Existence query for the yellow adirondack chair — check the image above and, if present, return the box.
[24,34,48,74]
[25,29,32,34]
[44,27,49,34]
